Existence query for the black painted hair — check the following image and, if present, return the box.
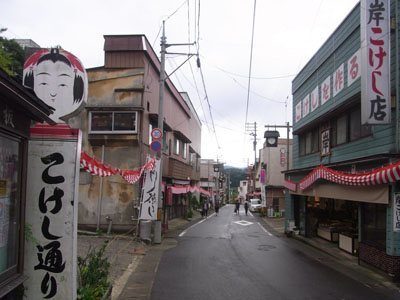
[23,48,84,104]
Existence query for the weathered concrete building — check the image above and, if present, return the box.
[256,138,292,215]
[73,35,201,231]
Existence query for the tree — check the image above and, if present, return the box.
[0,28,25,77]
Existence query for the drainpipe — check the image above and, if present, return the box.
[96,145,105,232]
[396,1,400,153]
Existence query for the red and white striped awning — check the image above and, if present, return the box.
[296,161,400,191]
[169,185,211,196]
[284,179,297,192]
[80,151,119,177]
[80,151,156,184]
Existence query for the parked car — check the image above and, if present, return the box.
[249,198,261,212]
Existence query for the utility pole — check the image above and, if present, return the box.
[155,21,196,242]
[245,122,257,195]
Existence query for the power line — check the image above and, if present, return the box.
[189,61,211,132]
[232,77,286,104]
[166,0,188,21]
[214,65,296,80]
[199,64,220,149]
[244,0,257,128]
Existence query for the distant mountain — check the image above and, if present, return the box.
[224,166,247,188]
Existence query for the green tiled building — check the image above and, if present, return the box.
[285,1,400,280]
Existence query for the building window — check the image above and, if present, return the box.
[299,126,319,156]
[299,134,306,156]
[182,143,187,159]
[336,114,348,145]
[311,127,319,153]
[0,134,22,282]
[174,138,180,155]
[362,203,386,250]
[350,107,371,141]
[89,111,137,134]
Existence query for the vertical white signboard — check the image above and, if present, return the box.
[361,0,390,124]
[347,49,361,87]
[394,193,400,232]
[139,159,161,220]
[295,101,302,123]
[24,126,81,299]
[310,86,319,112]
[333,64,345,97]
[302,95,310,117]
[321,76,331,105]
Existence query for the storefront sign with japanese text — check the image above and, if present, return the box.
[361,0,390,124]
[295,101,302,123]
[333,64,345,97]
[24,132,80,299]
[310,86,319,112]
[302,95,310,118]
[139,158,161,220]
[321,129,330,156]
[394,193,400,232]
[347,49,361,87]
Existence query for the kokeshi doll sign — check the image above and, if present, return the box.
[23,48,87,299]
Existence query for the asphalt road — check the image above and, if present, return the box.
[151,204,398,300]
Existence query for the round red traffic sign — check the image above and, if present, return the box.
[150,140,162,152]
[151,128,163,140]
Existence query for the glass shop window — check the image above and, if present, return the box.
[362,203,386,250]
[0,134,21,282]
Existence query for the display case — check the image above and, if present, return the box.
[317,226,339,242]
[338,232,358,255]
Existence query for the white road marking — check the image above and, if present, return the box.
[111,255,141,300]
[179,216,209,237]
[234,220,254,226]
[258,222,273,236]
[248,211,253,217]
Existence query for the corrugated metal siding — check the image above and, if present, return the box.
[105,51,146,68]
[104,35,144,51]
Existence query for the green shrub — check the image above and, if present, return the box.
[77,243,110,300]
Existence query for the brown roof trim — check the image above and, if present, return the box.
[0,68,54,124]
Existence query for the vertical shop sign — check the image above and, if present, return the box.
[139,158,161,220]
[361,0,390,124]
[321,76,331,105]
[310,86,319,112]
[321,129,330,156]
[25,129,81,299]
[394,193,400,232]
[295,101,302,123]
[302,95,310,117]
[348,49,361,87]
[333,64,345,97]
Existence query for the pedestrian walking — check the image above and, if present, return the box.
[235,200,240,215]
[202,201,209,218]
[244,201,249,216]
[215,201,220,216]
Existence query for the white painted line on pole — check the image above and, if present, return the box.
[258,222,273,236]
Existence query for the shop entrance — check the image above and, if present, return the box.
[306,197,359,255]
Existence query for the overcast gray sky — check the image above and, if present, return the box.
[1,0,359,167]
